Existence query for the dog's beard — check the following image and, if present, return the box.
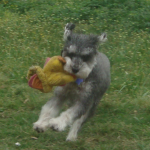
[64,57,97,79]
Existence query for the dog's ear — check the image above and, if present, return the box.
[65,23,75,30]
[98,33,107,43]
[64,23,75,41]
[61,49,67,57]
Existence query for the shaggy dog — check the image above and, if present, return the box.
[33,23,110,141]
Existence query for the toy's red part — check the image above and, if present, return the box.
[28,74,36,88]
[28,74,43,90]
[28,58,51,90]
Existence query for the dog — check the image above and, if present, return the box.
[33,23,110,141]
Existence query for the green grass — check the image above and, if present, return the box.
[0,0,150,149]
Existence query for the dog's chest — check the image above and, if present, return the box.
[64,82,88,95]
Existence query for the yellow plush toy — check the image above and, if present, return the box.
[27,56,78,93]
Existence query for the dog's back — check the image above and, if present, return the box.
[86,52,110,116]
[92,52,110,94]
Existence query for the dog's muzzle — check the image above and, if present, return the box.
[72,68,79,74]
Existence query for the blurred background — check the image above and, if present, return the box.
[0,0,150,149]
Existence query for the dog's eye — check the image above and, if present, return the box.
[82,55,91,62]
[67,53,75,59]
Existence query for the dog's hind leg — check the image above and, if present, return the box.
[33,97,63,133]
[66,111,89,141]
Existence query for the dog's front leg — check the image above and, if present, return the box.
[33,97,63,133]
[49,97,92,132]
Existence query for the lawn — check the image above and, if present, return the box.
[0,0,150,149]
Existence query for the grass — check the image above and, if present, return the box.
[0,0,150,149]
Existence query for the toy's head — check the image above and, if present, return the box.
[43,56,66,72]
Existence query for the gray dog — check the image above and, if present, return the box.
[33,23,110,141]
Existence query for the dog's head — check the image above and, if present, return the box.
[62,23,107,79]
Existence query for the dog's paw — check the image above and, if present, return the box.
[66,135,77,142]
[49,118,66,132]
[33,121,48,133]
[66,131,78,141]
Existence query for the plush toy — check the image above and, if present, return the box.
[27,56,83,93]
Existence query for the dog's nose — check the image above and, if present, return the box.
[72,68,79,74]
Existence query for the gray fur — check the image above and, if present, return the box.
[33,23,110,141]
